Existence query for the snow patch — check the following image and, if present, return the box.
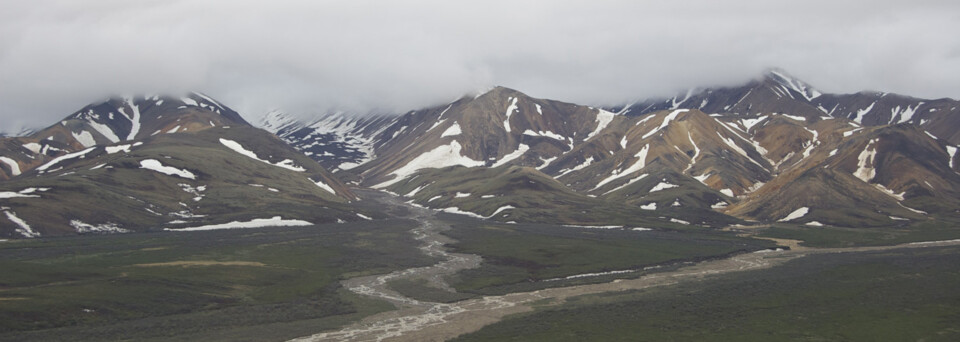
[441,122,462,137]
[537,156,557,170]
[180,97,199,106]
[311,177,337,195]
[946,146,957,169]
[120,97,141,140]
[741,116,768,131]
[777,207,809,222]
[587,109,616,139]
[593,144,648,190]
[440,207,485,219]
[22,143,42,154]
[219,138,306,172]
[894,102,923,124]
[405,185,426,197]
[602,174,648,195]
[0,157,20,176]
[165,216,313,231]
[874,183,905,201]
[71,220,129,234]
[557,157,594,178]
[683,132,700,174]
[716,133,750,159]
[105,143,137,154]
[853,139,878,182]
[522,129,565,141]
[768,69,821,101]
[491,144,530,168]
[455,192,471,198]
[489,205,515,217]
[140,159,196,179]
[778,113,807,122]
[642,109,687,140]
[4,211,39,237]
[800,127,819,159]
[640,202,657,210]
[563,224,624,229]
[87,121,120,143]
[437,104,453,120]
[0,187,48,199]
[428,119,446,132]
[72,131,96,148]
[854,102,875,123]
[373,140,484,188]
[37,147,96,172]
[649,181,679,193]
[503,97,519,133]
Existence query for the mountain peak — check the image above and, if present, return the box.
[471,86,528,101]
[761,68,822,101]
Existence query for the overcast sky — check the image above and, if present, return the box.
[2,0,959,130]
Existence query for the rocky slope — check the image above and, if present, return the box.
[265,72,960,228]
[0,95,365,238]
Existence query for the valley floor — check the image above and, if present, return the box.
[3,191,960,341]
[295,225,960,341]
[288,194,960,341]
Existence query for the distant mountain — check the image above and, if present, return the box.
[267,72,960,228]
[0,94,365,238]
[259,110,395,173]
[0,126,35,138]
[611,69,960,144]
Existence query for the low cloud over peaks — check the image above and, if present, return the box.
[2,0,959,130]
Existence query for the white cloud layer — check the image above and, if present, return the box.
[1,0,959,130]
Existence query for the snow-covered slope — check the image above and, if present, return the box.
[259,110,396,172]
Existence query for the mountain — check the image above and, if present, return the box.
[612,68,960,144]
[0,94,245,181]
[265,73,960,229]
[0,94,364,238]
[9,70,949,237]
[259,110,396,174]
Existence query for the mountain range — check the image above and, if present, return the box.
[2,70,959,237]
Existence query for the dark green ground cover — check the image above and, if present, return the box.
[760,219,960,248]
[454,245,960,342]
[0,219,435,341]
[440,217,776,295]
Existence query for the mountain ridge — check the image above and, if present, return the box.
[4,69,959,237]
[0,94,366,238]
[262,71,960,228]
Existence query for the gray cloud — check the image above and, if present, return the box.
[2,0,959,130]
